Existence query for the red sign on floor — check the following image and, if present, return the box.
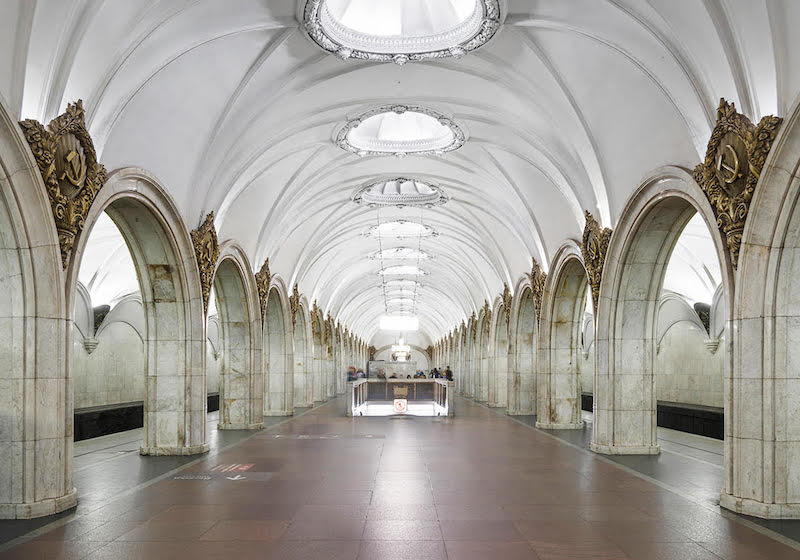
[210,463,254,473]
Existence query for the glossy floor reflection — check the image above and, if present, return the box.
[1,398,799,559]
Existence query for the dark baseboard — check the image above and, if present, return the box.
[580,392,723,440]
[74,393,221,441]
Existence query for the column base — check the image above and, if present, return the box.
[0,488,78,519]
[590,442,660,455]
[536,420,584,430]
[720,491,800,519]
[140,443,210,456]
[217,422,264,430]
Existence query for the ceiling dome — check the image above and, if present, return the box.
[303,0,501,64]
[338,105,465,156]
[354,177,448,207]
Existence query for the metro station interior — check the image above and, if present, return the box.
[2,1,800,558]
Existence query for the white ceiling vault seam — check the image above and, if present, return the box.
[5,0,796,342]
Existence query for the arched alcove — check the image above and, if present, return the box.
[311,311,325,403]
[67,168,208,456]
[264,284,293,416]
[211,244,263,430]
[592,167,732,457]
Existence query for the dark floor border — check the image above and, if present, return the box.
[581,392,723,440]
[74,393,220,441]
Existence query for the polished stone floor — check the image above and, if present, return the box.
[1,398,799,559]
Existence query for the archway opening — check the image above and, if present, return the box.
[539,257,589,429]
[294,311,311,408]
[71,212,144,442]
[512,288,537,415]
[489,308,509,408]
[592,194,729,465]
[264,288,290,416]
[211,258,255,429]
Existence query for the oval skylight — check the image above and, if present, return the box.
[371,247,430,260]
[379,265,427,276]
[303,0,501,64]
[337,105,465,157]
[354,177,449,207]
[366,220,437,238]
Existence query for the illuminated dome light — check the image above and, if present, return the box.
[354,177,448,208]
[337,105,465,157]
[380,315,419,331]
[370,247,431,260]
[366,220,437,239]
[303,0,500,64]
[386,298,416,308]
[379,265,427,276]
[384,279,421,290]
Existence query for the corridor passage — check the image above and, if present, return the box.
[1,399,797,560]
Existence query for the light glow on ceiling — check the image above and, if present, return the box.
[303,0,501,64]
[366,220,436,238]
[379,265,426,276]
[380,315,419,331]
[370,247,430,260]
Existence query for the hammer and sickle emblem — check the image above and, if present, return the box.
[715,144,740,184]
[62,149,86,187]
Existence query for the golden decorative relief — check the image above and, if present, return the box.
[482,300,491,333]
[289,284,300,328]
[311,300,321,333]
[469,312,477,343]
[693,98,782,268]
[528,257,547,325]
[254,258,271,320]
[581,211,612,314]
[425,345,434,360]
[190,212,219,314]
[19,100,108,268]
[501,283,512,326]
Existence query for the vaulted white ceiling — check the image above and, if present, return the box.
[1,0,797,344]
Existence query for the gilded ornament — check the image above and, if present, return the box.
[528,257,547,325]
[19,100,108,268]
[482,301,491,333]
[289,284,300,328]
[311,300,321,333]
[693,98,782,268]
[581,211,612,314]
[254,258,271,319]
[501,283,512,326]
[190,212,219,314]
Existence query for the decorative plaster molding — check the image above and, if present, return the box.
[19,100,108,268]
[83,338,99,354]
[352,177,449,208]
[581,211,612,314]
[190,212,219,314]
[693,99,782,269]
[254,258,271,320]
[704,338,721,354]
[303,0,500,65]
[336,105,466,157]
